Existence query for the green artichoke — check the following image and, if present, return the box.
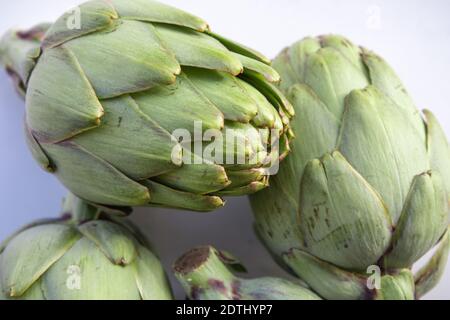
[0,194,172,300]
[174,246,320,300]
[250,35,450,300]
[0,0,293,212]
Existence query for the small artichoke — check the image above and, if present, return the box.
[174,246,320,300]
[250,35,450,300]
[0,194,172,300]
[0,0,293,212]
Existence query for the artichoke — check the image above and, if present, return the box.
[250,35,450,300]
[0,194,172,300]
[0,0,293,212]
[174,246,320,300]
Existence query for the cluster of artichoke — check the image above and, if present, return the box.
[0,0,448,300]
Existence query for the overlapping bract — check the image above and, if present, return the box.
[3,0,293,212]
[0,195,172,300]
[250,35,450,300]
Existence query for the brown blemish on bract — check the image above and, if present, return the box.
[231,280,242,300]
[207,279,227,293]
[116,257,127,266]
[173,246,210,275]
[190,285,204,300]
[17,28,47,42]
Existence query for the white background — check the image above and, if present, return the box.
[0,0,449,300]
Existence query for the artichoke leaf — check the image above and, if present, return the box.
[285,37,322,83]
[240,277,322,300]
[318,35,368,77]
[298,152,392,270]
[338,86,429,223]
[142,180,224,212]
[272,48,301,93]
[64,20,181,99]
[155,24,242,76]
[216,178,269,196]
[242,71,295,118]
[24,125,53,172]
[154,149,230,195]
[26,46,104,143]
[239,80,278,129]
[415,227,450,299]
[133,72,224,135]
[0,224,80,297]
[73,95,180,181]
[43,142,151,206]
[41,238,140,300]
[108,216,153,250]
[376,269,415,300]
[283,248,371,300]
[362,49,425,140]
[384,172,448,268]
[303,47,369,119]
[133,246,173,300]
[110,0,208,32]
[286,37,322,83]
[184,67,258,123]
[43,0,118,48]
[424,110,450,201]
[252,84,339,231]
[232,53,280,83]
[287,84,340,187]
[206,31,271,65]
[0,217,64,255]
[78,220,138,266]
[224,168,266,190]
[15,279,46,300]
[250,175,304,256]
[221,121,267,165]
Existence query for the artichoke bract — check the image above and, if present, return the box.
[174,246,321,300]
[0,0,293,212]
[0,194,172,300]
[250,35,450,300]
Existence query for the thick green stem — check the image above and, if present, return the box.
[173,246,237,299]
[174,246,322,300]
[61,193,100,224]
[0,23,50,95]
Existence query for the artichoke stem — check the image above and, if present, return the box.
[61,193,101,224]
[0,23,50,93]
[173,246,237,299]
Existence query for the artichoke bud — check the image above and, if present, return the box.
[173,246,321,300]
[0,194,172,300]
[250,35,450,299]
[0,0,294,212]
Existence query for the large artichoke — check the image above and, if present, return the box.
[0,0,293,212]
[0,194,172,300]
[250,35,450,300]
[174,246,320,300]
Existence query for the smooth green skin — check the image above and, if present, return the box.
[250,35,450,300]
[0,194,172,300]
[0,0,294,212]
[174,246,321,300]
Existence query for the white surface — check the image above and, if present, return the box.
[0,0,449,300]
